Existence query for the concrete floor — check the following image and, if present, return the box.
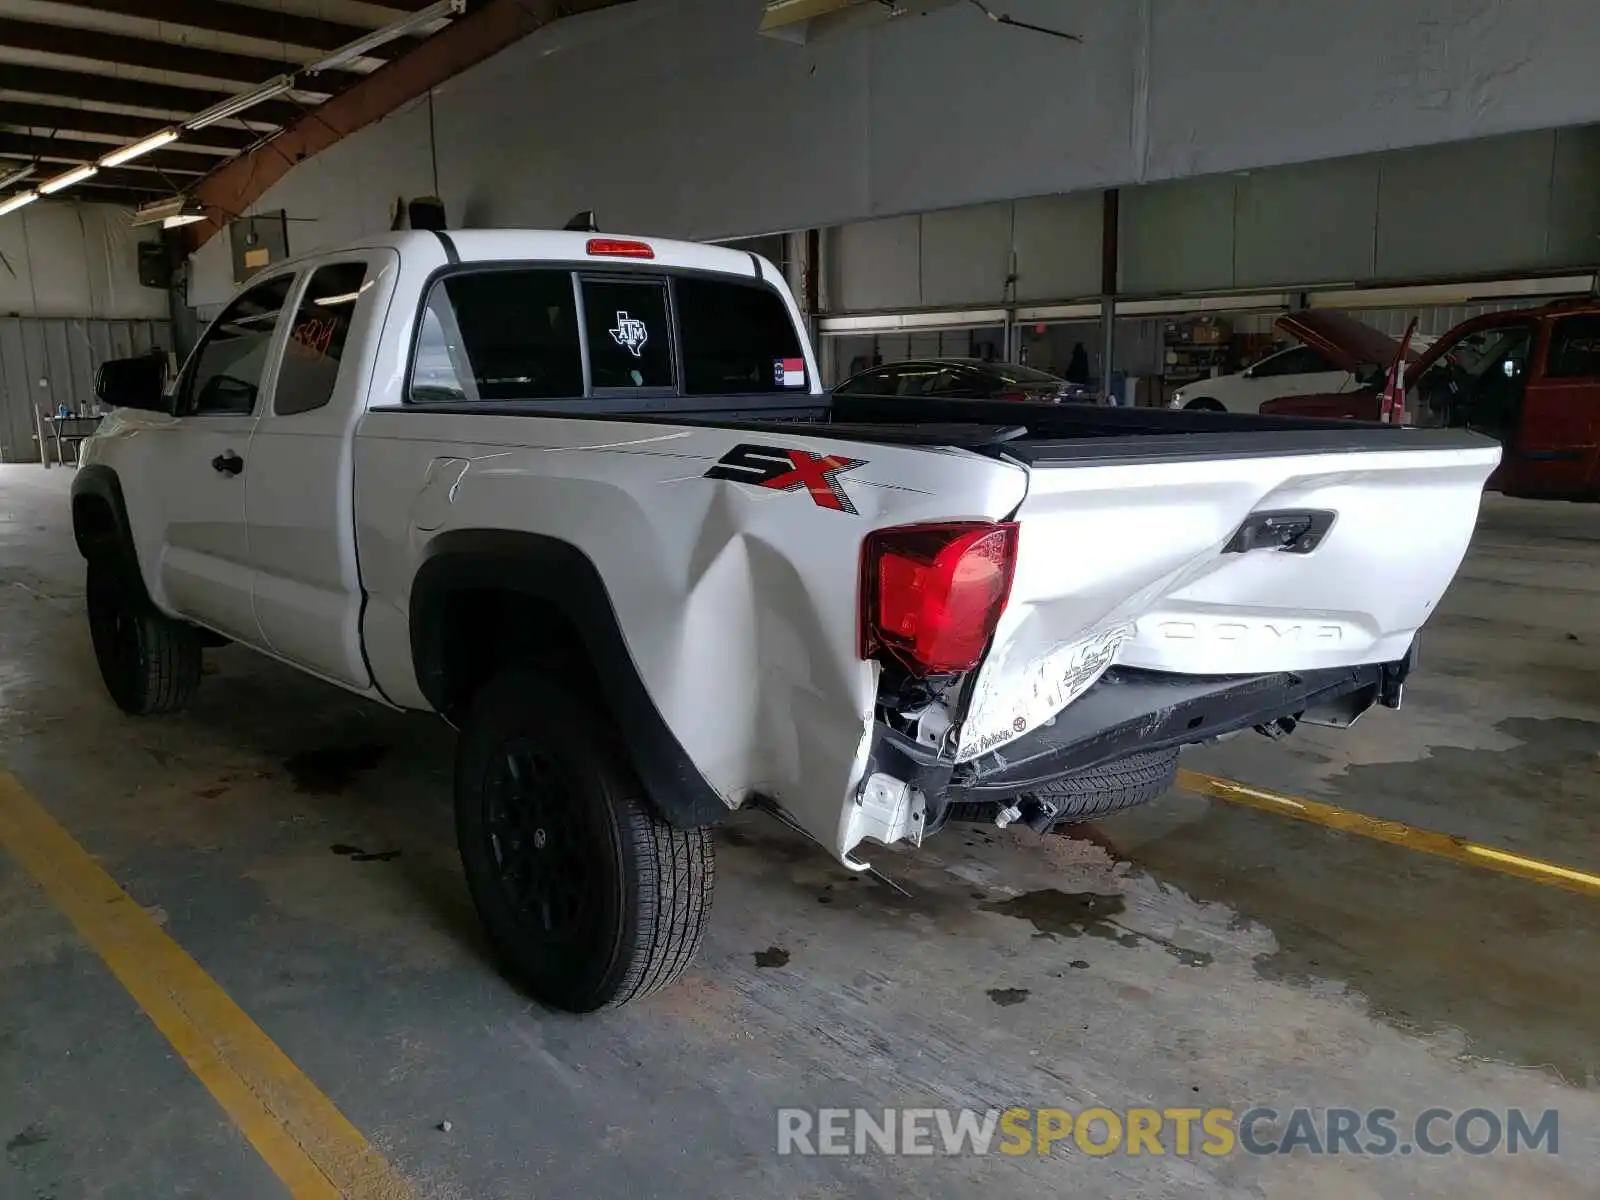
[1,463,1596,1199]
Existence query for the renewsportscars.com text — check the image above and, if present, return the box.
[776,1106,1560,1158]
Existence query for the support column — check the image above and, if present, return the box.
[1100,188,1119,405]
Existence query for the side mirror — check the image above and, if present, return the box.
[95,350,170,413]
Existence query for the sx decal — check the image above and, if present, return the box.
[704,444,866,514]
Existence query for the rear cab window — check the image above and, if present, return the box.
[583,278,675,390]
[675,276,804,394]
[406,264,807,406]
[413,269,583,402]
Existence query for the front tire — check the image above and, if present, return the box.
[454,671,714,1012]
[85,556,203,715]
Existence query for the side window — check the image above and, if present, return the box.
[844,367,899,396]
[274,262,369,416]
[1546,315,1600,380]
[582,278,674,390]
[409,269,582,402]
[926,367,982,396]
[181,275,294,416]
[894,365,945,396]
[676,277,804,394]
[1253,346,1333,378]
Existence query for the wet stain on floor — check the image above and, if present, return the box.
[329,843,402,863]
[1126,715,1600,1085]
[982,889,1127,938]
[754,946,790,969]
[284,744,389,795]
[986,987,1029,1006]
[718,824,817,865]
[4,1124,47,1154]
[980,889,1214,967]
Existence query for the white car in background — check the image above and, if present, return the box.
[1171,311,1434,414]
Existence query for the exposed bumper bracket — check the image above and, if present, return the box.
[863,645,1418,832]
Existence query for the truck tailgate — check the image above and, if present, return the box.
[956,429,1501,761]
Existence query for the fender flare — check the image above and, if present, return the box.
[70,465,141,569]
[409,529,729,829]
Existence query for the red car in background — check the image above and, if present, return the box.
[1262,299,1600,500]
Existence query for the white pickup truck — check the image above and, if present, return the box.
[73,229,1500,1011]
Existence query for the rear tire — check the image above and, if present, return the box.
[454,670,714,1012]
[85,556,203,716]
[1042,747,1180,826]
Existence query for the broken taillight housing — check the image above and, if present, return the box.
[859,521,1020,675]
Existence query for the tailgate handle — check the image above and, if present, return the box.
[1224,509,1334,555]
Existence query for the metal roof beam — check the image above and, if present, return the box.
[28,165,178,194]
[0,131,212,175]
[50,184,169,208]
[0,101,259,152]
[187,0,625,248]
[0,64,305,127]
[38,0,409,58]
[0,16,364,90]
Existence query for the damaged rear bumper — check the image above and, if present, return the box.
[855,642,1416,837]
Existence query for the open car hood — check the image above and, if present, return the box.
[1275,310,1424,374]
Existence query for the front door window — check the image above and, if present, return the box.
[1414,324,1534,440]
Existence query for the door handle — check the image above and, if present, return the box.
[212,450,244,476]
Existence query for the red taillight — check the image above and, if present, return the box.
[996,390,1027,402]
[859,522,1019,675]
[586,238,654,259]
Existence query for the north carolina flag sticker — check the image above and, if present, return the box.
[775,357,806,388]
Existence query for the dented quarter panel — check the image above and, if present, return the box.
[353,411,1028,855]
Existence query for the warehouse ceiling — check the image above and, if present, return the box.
[0,0,462,211]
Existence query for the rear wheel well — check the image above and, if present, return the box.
[1184,397,1227,412]
[430,588,604,722]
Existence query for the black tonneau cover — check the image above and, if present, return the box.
[381,391,1496,458]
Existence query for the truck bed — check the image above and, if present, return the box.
[386,391,1490,459]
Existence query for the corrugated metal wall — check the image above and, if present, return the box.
[0,318,171,463]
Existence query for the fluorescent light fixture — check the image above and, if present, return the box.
[100,128,180,168]
[132,194,206,228]
[306,0,466,73]
[0,191,39,217]
[186,76,296,130]
[0,165,33,192]
[132,195,188,226]
[38,164,97,195]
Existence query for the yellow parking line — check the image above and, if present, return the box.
[0,772,412,1200]
[1177,768,1600,899]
